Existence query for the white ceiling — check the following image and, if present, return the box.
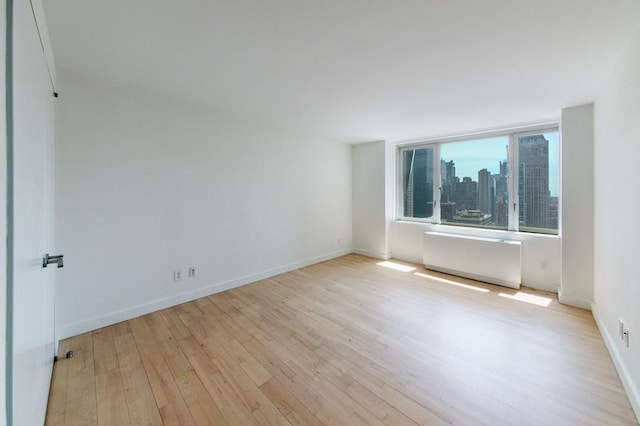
[44,0,640,142]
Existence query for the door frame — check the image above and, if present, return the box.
[5,0,15,422]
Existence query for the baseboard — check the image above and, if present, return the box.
[58,248,353,339]
[558,291,592,310]
[353,248,391,260]
[592,303,640,422]
[387,253,424,266]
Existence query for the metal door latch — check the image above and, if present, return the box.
[43,253,64,268]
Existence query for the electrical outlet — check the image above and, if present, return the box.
[188,267,196,278]
[173,271,182,281]
[539,260,548,270]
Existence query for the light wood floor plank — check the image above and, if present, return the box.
[129,318,196,425]
[95,368,131,426]
[64,334,98,425]
[46,254,639,425]
[45,339,73,425]
[113,330,163,425]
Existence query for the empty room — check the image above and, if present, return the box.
[2,0,640,425]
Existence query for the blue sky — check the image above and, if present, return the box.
[440,133,559,197]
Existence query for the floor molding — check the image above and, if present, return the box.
[57,248,353,339]
[353,248,391,260]
[558,292,592,310]
[592,302,640,422]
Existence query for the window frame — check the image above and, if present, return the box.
[397,144,440,223]
[396,124,560,235]
[513,128,560,235]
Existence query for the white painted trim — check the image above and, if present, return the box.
[389,254,424,265]
[521,282,557,294]
[393,120,560,147]
[353,248,391,260]
[592,303,640,423]
[57,249,352,339]
[29,0,56,89]
[558,291,592,310]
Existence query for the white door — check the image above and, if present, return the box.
[10,0,57,424]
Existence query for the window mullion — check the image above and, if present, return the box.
[433,143,441,224]
[508,134,519,232]
[396,147,404,220]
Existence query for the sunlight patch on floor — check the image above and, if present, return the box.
[414,272,490,293]
[376,261,416,272]
[498,291,552,307]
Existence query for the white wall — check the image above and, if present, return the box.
[559,104,594,309]
[352,141,389,259]
[55,74,353,338]
[593,23,640,420]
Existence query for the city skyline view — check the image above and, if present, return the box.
[440,133,559,197]
[402,130,559,231]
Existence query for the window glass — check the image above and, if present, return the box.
[518,131,559,233]
[440,137,509,229]
[398,126,559,235]
[401,147,434,219]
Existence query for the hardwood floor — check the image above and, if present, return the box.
[45,254,638,425]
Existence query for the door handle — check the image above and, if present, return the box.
[43,253,63,268]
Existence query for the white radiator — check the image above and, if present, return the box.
[423,231,521,289]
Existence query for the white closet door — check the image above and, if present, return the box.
[11,0,57,423]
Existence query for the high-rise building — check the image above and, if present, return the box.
[493,157,508,227]
[495,198,508,227]
[441,160,456,203]
[440,202,456,221]
[477,169,491,214]
[403,148,434,218]
[455,177,477,211]
[518,135,550,229]
[500,160,508,176]
[493,174,508,226]
[548,196,559,229]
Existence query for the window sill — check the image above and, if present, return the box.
[394,220,560,239]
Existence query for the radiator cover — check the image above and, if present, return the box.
[423,231,521,289]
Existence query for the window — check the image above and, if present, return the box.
[401,146,434,219]
[440,136,509,229]
[517,131,559,233]
[398,126,559,234]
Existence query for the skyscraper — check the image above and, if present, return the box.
[500,160,508,176]
[455,177,477,211]
[493,173,508,226]
[441,160,456,203]
[477,169,491,214]
[403,148,434,218]
[518,135,550,229]
[494,158,508,227]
